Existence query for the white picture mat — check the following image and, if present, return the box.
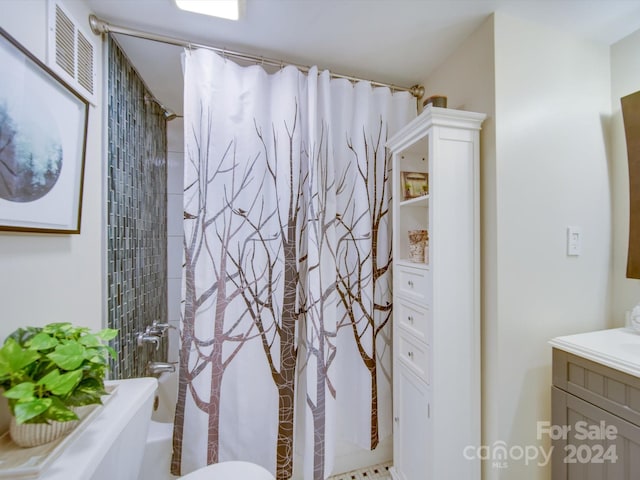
[0,29,88,232]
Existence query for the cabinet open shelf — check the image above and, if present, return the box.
[399,195,429,207]
[395,259,429,270]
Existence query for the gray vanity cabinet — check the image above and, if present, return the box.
[552,349,640,479]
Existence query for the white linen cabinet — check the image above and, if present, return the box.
[386,106,485,480]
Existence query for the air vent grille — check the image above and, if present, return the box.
[54,5,74,77]
[48,0,97,104]
[76,31,94,94]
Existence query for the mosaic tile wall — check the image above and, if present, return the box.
[107,37,168,379]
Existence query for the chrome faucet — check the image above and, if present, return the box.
[148,320,176,336]
[147,361,177,375]
[137,326,161,350]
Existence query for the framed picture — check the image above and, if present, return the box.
[401,171,428,200]
[0,27,88,233]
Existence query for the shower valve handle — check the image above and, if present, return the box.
[137,327,161,350]
[149,320,174,336]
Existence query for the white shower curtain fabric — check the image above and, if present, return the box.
[173,49,415,480]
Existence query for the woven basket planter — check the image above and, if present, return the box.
[9,405,93,448]
[10,417,77,448]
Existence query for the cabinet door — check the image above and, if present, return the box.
[552,386,640,480]
[393,364,430,480]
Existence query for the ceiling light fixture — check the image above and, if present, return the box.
[174,0,240,20]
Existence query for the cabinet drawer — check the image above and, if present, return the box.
[396,300,430,344]
[398,332,430,384]
[553,349,640,427]
[396,265,430,303]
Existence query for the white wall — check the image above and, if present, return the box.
[493,13,611,480]
[419,16,500,478]
[610,28,640,325]
[425,12,612,480]
[0,0,105,429]
[167,117,184,364]
[492,15,611,480]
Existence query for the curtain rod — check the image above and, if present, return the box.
[88,15,425,99]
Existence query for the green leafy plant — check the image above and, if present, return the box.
[0,322,118,425]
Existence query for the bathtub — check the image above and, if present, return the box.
[139,372,178,480]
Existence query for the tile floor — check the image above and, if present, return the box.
[328,462,392,480]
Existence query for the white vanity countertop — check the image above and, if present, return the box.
[549,327,640,378]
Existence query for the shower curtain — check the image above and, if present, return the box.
[172,49,415,480]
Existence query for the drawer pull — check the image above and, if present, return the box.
[394,416,399,423]
[407,315,414,323]
[407,351,414,359]
[407,280,414,287]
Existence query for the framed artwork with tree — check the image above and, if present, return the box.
[0,27,88,233]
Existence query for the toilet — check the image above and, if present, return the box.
[180,461,275,480]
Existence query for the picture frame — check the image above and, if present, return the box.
[401,171,428,200]
[0,27,88,233]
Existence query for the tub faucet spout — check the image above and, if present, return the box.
[147,361,176,376]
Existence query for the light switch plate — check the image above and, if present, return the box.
[567,226,582,256]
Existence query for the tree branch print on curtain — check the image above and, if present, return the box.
[298,121,338,480]
[336,118,393,450]
[174,48,414,480]
[172,104,262,474]
[228,108,306,480]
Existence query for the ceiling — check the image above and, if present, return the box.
[85,0,640,116]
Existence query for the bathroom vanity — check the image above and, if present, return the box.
[549,328,640,479]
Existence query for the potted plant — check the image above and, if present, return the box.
[0,322,118,447]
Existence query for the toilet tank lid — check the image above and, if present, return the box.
[40,377,158,480]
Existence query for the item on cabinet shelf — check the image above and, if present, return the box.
[401,171,428,200]
[423,95,447,109]
[408,229,428,263]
